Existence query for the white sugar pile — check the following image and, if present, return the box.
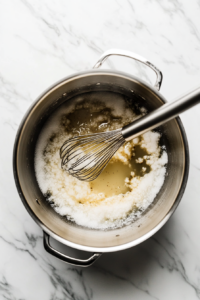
[34,92,168,229]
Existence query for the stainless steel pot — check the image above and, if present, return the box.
[13,49,189,267]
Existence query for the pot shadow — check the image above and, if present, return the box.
[49,216,177,298]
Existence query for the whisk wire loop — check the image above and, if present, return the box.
[60,129,125,181]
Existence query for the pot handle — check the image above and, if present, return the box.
[93,49,163,91]
[43,232,102,267]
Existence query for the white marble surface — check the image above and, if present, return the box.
[0,0,200,299]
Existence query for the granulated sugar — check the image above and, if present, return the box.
[34,92,168,229]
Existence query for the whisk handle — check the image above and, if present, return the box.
[122,87,200,141]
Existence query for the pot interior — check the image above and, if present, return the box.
[14,71,188,252]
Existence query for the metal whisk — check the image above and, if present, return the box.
[60,129,125,181]
[60,87,200,181]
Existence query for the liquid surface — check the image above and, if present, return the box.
[90,161,131,197]
[34,92,168,229]
[90,145,150,197]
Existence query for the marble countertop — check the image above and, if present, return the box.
[1,0,200,299]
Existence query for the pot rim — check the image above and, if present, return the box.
[13,69,190,253]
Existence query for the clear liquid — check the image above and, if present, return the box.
[90,144,150,197]
[90,161,131,197]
